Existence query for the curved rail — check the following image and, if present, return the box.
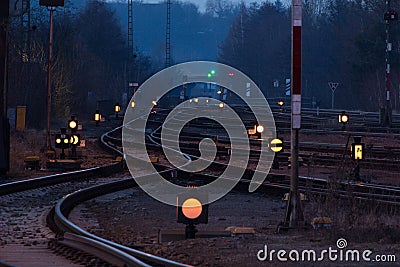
[52,178,189,267]
[48,127,191,267]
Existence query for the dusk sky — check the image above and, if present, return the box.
[142,0,268,12]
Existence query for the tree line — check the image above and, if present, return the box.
[219,0,400,111]
[8,0,398,130]
[7,0,152,128]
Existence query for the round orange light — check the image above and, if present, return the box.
[182,198,202,219]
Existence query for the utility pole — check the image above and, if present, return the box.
[165,0,171,68]
[0,0,10,175]
[45,7,55,150]
[40,0,64,151]
[284,0,304,228]
[127,0,134,100]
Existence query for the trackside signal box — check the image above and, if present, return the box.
[384,10,398,21]
[55,133,69,149]
[177,193,208,238]
[269,138,283,153]
[177,195,208,225]
[351,143,364,160]
[350,136,364,160]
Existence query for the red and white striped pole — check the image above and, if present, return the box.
[284,0,304,227]
[384,0,392,126]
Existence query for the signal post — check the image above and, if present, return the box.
[283,0,304,228]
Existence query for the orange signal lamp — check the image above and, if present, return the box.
[177,195,209,239]
[182,198,203,219]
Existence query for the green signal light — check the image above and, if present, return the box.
[208,70,216,78]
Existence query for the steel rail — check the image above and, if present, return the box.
[0,163,123,197]
[53,178,190,267]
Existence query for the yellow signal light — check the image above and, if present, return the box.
[56,138,61,144]
[115,104,121,113]
[270,138,283,152]
[68,120,77,129]
[248,124,264,135]
[354,144,363,160]
[70,135,79,145]
[339,111,349,123]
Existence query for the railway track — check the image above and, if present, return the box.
[50,115,398,265]
[1,106,399,266]
[127,108,400,207]
[0,128,190,267]
[159,105,400,134]
[148,125,400,174]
